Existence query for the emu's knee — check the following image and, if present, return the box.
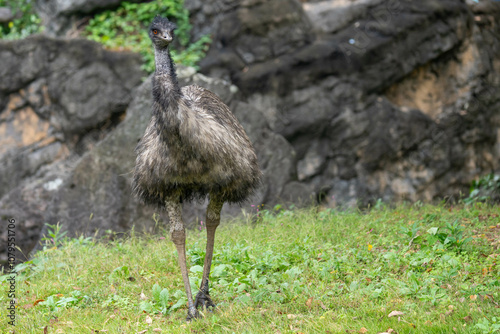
[170,228,185,246]
[206,211,220,229]
[206,198,223,229]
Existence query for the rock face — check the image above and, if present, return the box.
[195,0,500,206]
[0,7,13,23]
[0,35,143,198]
[0,36,143,263]
[1,0,500,264]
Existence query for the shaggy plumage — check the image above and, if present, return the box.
[132,16,262,320]
[133,19,261,206]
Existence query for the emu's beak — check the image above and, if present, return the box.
[163,34,172,42]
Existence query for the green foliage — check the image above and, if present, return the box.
[101,294,135,310]
[425,220,473,251]
[400,218,473,253]
[109,265,131,281]
[399,221,420,240]
[0,0,43,39]
[465,173,500,204]
[476,317,500,334]
[38,290,91,313]
[83,0,211,73]
[139,283,186,315]
[441,220,473,249]
[41,222,68,248]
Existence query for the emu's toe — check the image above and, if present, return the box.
[194,291,216,311]
[186,307,200,321]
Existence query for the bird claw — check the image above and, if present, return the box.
[186,307,200,321]
[184,291,215,321]
[194,291,216,312]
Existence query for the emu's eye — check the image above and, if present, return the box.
[152,29,158,35]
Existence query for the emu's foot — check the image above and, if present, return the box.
[186,306,200,322]
[194,291,216,311]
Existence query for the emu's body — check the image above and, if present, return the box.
[134,84,260,205]
[133,16,261,320]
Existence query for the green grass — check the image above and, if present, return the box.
[1,203,499,333]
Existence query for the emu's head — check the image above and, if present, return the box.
[149,16,177,48]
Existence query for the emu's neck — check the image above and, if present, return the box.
[153,47,181,95]
[152,46,182,135]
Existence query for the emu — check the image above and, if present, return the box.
[133,16,262,320]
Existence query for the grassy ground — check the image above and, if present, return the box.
[1,203,499,333]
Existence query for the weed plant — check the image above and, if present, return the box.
[0,0,42,39]
[1,203,499,333]
[465,174,500,205]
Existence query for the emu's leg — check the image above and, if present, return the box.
[166,200,198,321]
[194,197,223,310]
